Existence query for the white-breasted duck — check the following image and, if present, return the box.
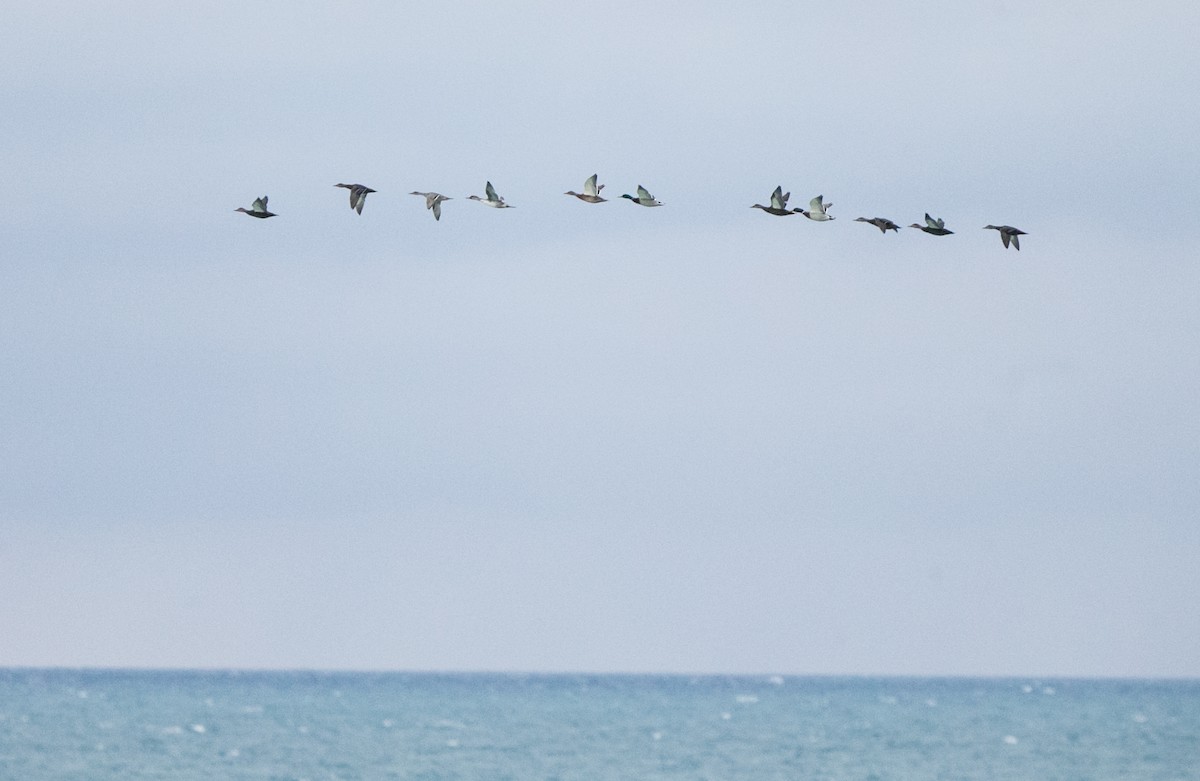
[565,174,607,203]
[235,196,276,218]
[335,183,376,215]
[854,217,901,233]
[468,181,513,208]
[797,195,834,221]
[621,185,663,207]
[751,186,798,216]
[909,214,953,235]
[411,191,452,221]
[984,225,1026,250]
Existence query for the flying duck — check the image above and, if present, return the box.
[984,225,1027,250]
[468,181,513,208]
[334,183,376,215]
[797,195,834,221]
[410,191,452,221]
[565,174,607,203]
[621,185,663,207]
[909,214,954,235]
[751,186,798,216]
[854,217,901,233]
[235,196,276,218]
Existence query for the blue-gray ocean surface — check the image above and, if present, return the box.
[1,670,1196,780]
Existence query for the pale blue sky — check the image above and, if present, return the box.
[2,1,1198,676]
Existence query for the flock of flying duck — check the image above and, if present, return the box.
[235,174,1028,251]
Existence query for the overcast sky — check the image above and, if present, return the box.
[2,1,1198,677]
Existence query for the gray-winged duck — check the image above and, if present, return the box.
[411,191,451,221]
[910,213,953,235]
[984,225,1026,250]
[235,196,276,218]
[468,181,513,208]
[854,217,901,233]
[621,185,663,207]
[751,186,798,216]
[335,183,376,214]
[565,174,607,203]
[797,195,834,221]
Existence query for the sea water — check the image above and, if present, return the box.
[0,670,1196,780]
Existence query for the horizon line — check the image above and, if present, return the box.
[3,665,1196,683]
